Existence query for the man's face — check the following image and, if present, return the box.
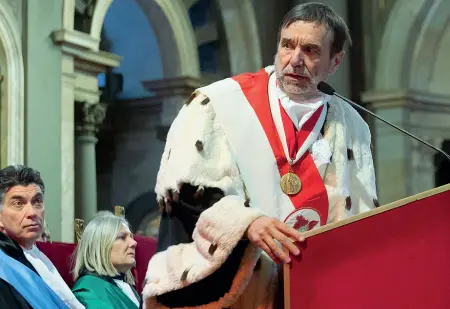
[0,184,44,249]
[275,21,344,99]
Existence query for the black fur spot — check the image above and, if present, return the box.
[208,244,218,255]
[345,196,352,210]
[186,91,198,105]
[181,269,189,281]
[347,149,354,161]
[200,97,210,105]
[254,258,262,271]
[244,198,251,207]
[373,199,380,208]
[195,140,204,152]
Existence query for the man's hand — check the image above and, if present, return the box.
[246,216,304,264]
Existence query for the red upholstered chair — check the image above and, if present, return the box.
[37,207,158,292]
[133,235,158,293]
[36,235,157,292]
[36,241,77,287]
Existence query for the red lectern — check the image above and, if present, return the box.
[284,184,450,309]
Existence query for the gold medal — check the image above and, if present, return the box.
[280,172,302,195]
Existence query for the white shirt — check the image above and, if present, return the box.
[113,279,140,307]
[276,85,332,171]
[23,245,85,309]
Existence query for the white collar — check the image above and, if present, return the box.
[276,85,329,131]
[23,245,85,308]
[269,73,328,164]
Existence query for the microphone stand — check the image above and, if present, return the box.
[318,82,450,162]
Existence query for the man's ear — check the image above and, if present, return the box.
[0,211,4,231]
[328,51,345,75]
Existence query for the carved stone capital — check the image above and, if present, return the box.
[75,101,107,137]
[142,76,203,99]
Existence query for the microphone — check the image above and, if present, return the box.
[317,81,450,162]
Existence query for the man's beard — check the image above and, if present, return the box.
[274,54,322,98]
[275,64,317,96]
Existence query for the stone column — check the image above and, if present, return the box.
[60,54,76,242]
[26,0,67,241]
[142,76,202,141]
[75,102,107,221]
[362,88,450,205]
[48,0,120,239]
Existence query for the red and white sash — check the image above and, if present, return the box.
[199,68,329,231]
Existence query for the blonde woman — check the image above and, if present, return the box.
[72,211,140,308]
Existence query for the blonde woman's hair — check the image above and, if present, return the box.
[38,220,50,242]
[72,211,135,285]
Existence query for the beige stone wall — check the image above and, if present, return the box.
[251,0,292,67]
[361,0,396,90]
[22,0,66,240]
[0,0,24,167]
[4,0,21,29]
[364,0,450,205]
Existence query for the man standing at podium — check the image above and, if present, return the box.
[143,2,378,308]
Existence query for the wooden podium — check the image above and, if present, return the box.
[284,184,450,309]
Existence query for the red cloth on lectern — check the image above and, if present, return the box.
[288,189,450,309]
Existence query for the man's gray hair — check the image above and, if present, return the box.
[0,165,45,209]
[278,2,352,57]
[72,211,135,285]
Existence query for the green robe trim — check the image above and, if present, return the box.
[72,274,139,309]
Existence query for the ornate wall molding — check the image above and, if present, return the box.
[0,0,24,165]
[52,29,100,51]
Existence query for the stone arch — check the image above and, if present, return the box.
[125,190,159,236]
[408,0,450,91]
[134,0,200,78]
[0,2,24,165]
[216,0,262,75]
[63,0,76,29]
[90,0,113,42]
[374,0,430,89]
[374,0,450,91]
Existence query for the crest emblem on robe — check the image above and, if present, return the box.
[284,208,321,232]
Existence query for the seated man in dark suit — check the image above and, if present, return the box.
[0,165,83,309]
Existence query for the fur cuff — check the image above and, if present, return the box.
[143,195,265,298]
[143,244,262,309]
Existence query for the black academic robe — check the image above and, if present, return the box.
[0,232,35,309]
[156,184,249,308]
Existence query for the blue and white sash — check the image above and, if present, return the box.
[0,249,69,309]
